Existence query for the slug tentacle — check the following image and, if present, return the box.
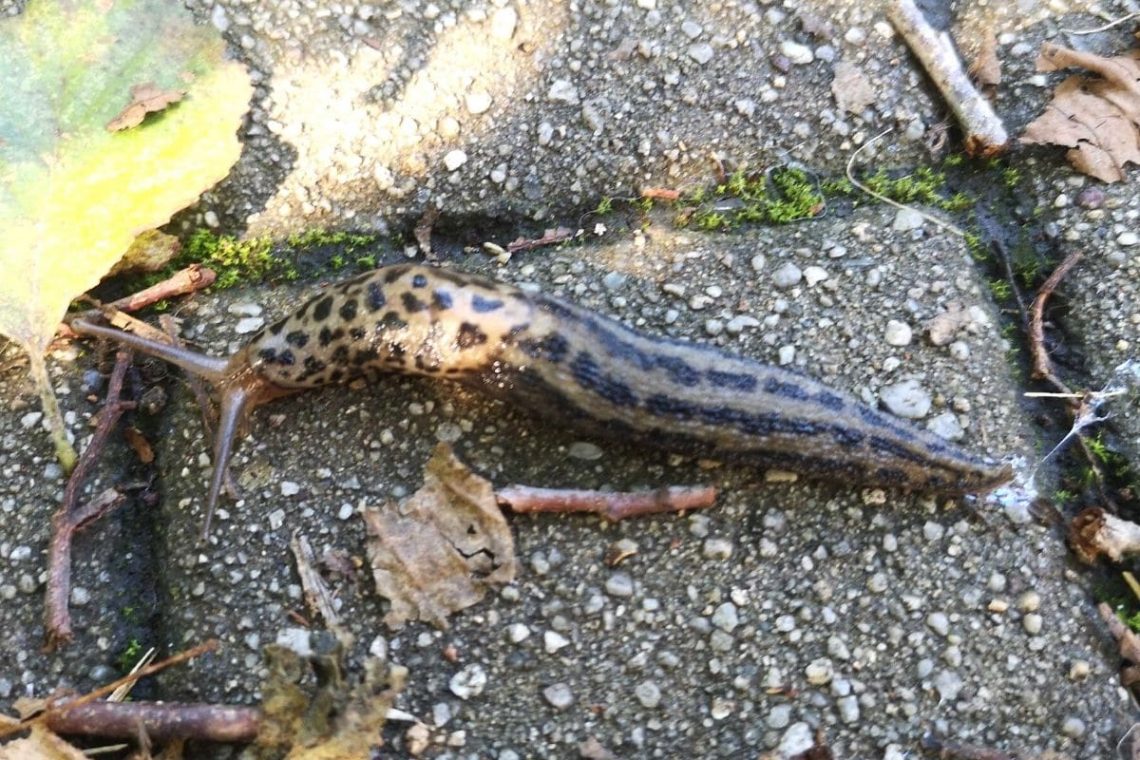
[73,264,1012,536]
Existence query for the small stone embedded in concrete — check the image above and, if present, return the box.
[635,680,662,707]
[444,150,468,171]
[772,262,803,288]
[544,630,570,653]
[687,42,714,64]
[779,40,814,65]
[884,319,913,346]
[543,682,574,709]
[927,612,950,637]
[548,79,580,105]
[837,694,860,723]
[606,572,634,597]
[1118,231,1139,247]
[1023,613,1043,635]
[880,379,932,418]
[926,412,964,441]
[235,316,265,334]
[449,664,487,700]
[805,658,833,685]
[802,265,828,286]
[1061,716,1086,738]
[778,722,815,756]
[702,537,733,559]
[933,670,963,701]
[711,602,739,632]
[767,703,792,728]
[507,623,530,644]
[892,207,925,231]
[280,481,300,496]
[465,92,492,114]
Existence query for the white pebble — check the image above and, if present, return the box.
[884,319,912,346]
[1023,613,1043,635]
[879,379,932,419]
[777,345,796,365]
[543,683,574,709]
[443,150,468,171]
[802,265,828,286]
[1117,231,1139,246]
[544,630,570,653]
[234,316,265,334]
[507,623,531,643]
[687,42,714,64]
[635,680,662,707]
[449,664,487,700]
[702,538,733,559]
[772,262,803,288]
[280,481,300,496]
[780,40,814,64]
[465,91,493,115]
[547,79,579,105]
[892,207,925,231]
[778,723,814,756]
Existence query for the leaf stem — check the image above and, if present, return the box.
[26,346,77,472]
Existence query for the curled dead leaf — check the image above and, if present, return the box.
[1021,43,1140,182]
[361,443,516,629]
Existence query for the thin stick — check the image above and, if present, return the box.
[1028,249,1081,394]
[1060,12,1139,35]
[887,0,1009,157]
[44,701,260,743]
[506,226,576,253]
[290,532,352,646]
[498,485,717,521]
[845,130,966,237]
[107,264,217,313]
[44,350,135,650]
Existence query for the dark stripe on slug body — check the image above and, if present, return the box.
[655,355,701,386]
[313,296,334,322]
[401,292,428,313]
[339,299,358,321]
[707,369,758,391]
[432,289,454,310]
[366,282,386,312]
[331,345,350,365]
[518,332,570,363]
[456,322,489,349]
[383,266,410,284]
[763,376,809,402]
[570,351,638,407]
[269,321,285,336]
[285,330,309,348]
[472,294,504,313]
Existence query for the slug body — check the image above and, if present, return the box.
[74,264,1012,532]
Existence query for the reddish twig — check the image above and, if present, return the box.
[1028,249,1081,394]
[44,349,135,650]
[497,485,717,521]
[640,187,681,201]
[108,264,217,313]
[506,226,575,253]
[44,701,259,743]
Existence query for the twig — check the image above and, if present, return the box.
[497,485,717,521]
[107,264,217,313]
[290,532,352,647]
[414,204,440,257]
[1060,11,1139,35]
[641,187,681,201]
[887,0,1009,157]
[43,701,260,743]
[44,350,135,650]
[1028,249,1082,394]
[506,226,576,253]
[0,640,220,741]
[845,129,966,237]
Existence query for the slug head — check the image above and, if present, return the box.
[71,319,297,539]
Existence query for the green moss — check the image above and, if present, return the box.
[595,196,614,216]
[1002,167,1022,187]
[988,279,1012,300]
[355,254,377,270]
[286,228,376,253]
[679,166,825,231]
[184,229,285,288]
[116,638,144,672]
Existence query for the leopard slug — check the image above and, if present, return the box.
[73,263,1012,534]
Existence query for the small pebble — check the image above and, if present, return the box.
[280,481,300,496]
[771,262,803,288]
[927,612,950,637]
[568,441,603,460]
[1076,187,1104,209]
[1023,613,1043,635]
[1118,231,1139,247]
[804,659,833,685]
[702,537,733,559]
[544,630,570,653]
[884,320,912,346]
[1069,660,1090,680]
[507,623,530,644]
[836,695,860,723]
[933,670,963,701]
[449,664,487,700]
[711,602,739,632]
[687,42,714,64]
[443,150,468,171]
[879,379,932,419]
[547,79,579,105]
[1061,716,1086,738]
[892,207,925,231]
[802,265,828,286]
[635,680,662,708]
[1018,591,1041,612]
[767,703,792,729]
[605,572,634,597]
[779,40,814,64]
[926,412,964,441]
[465,91,493,115]
[543,683,574,709]
[778,723,814,756]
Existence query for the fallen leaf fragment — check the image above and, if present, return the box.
[831,61,875,114]
[1069,507,1140,563]
[108,229,182,276]
[0,724,88,760]
[969,31,1002,87]
[362,443,516,629]
[106,82,185,131]
[1021,43,1140,182]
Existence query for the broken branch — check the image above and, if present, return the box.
[497,484,717,521]
[1028,249,1082,394]
[44,701,260,744]
[44,349,134,650]
[887,0,1009,157]
[107,264,216,313]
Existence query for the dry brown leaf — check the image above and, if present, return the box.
[1021,43,1140,182]
[362,443,516,629]
[0,724,88,760]
[106,82,185,131]
[831,61,875,115]
[969,31,1002,86]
